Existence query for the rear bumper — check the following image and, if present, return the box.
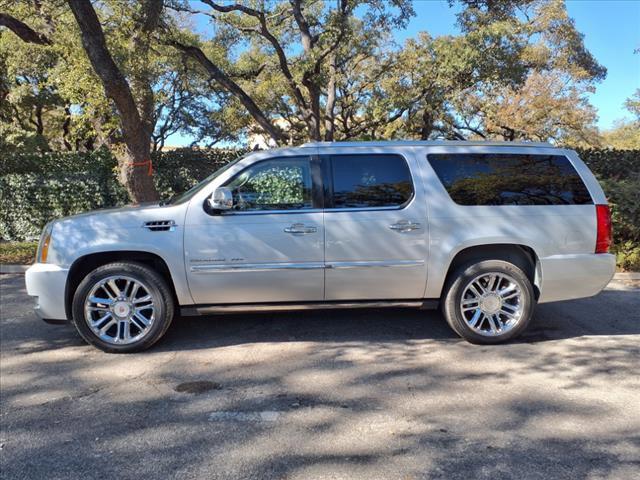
[538,253,616,303]
[25,263,69,321]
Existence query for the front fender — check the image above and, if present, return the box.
[54,223,192,307]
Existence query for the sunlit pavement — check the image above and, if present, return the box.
[1,273,639,480]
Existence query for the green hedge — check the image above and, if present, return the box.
[577,149,640,263]
[0,148,246,241]
[1,148,639,270]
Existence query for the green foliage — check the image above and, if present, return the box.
[577,148,640,270]
[615,242,640,272]
[600,90,640,149]
[0,241,37,264]
[576,148,640,180]
[0,148,246,241]
[1,0,611,149]
[600,121,640,150]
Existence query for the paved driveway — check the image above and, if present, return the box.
[1,273,639,480]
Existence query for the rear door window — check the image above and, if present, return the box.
[328,154,414,208]
[427,153,593,205]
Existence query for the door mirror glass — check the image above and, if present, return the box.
[208,187,233,210]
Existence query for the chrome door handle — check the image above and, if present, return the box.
[389,221,422,232]
[284,223,317,235]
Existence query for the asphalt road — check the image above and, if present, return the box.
[1,273,639,480]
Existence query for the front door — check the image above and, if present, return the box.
[323,151,429,300]
[184,155,324,305]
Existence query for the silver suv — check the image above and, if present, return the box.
[26,141,615,352]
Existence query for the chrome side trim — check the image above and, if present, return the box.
[182,300,425,315]
[325,260,425,269]
[190,262,325,273]
[324,205,406,213]
[191,260,425,273]
[221,208,323,216]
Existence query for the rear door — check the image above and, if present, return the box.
[322,148,429,300]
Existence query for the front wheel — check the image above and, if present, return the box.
[72,262,175,353]
[441,259,536,344]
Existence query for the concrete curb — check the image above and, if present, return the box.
[1,264,639,279]
[1,264,30,274]
[613,272,640,280]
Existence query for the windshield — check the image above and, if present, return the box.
[161,154,249,205]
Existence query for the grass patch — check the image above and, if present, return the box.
[0,241,37,264]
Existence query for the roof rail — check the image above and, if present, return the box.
[300,140,555,148]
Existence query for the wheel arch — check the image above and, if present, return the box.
[442,243,541,300]
[65,251,178,319]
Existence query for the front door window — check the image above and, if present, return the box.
[224,157,314,211]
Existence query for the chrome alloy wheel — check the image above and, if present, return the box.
[459,272,524,337]
[84,275,156,345]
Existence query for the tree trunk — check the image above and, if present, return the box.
[324,52,337,141]
[308,84,322,141]
[117,147,157,203]
[62,105,73,150]
[67,0,159,203]
[420,109,434,140]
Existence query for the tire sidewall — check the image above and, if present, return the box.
[72,262,173,353]
[443,260,535,344]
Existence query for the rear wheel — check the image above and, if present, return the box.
[72,262,174,353]
[442,259,535,344]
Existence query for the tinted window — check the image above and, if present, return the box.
[330,155,414,208]
[428,153,592,206]
[224,157,313,211]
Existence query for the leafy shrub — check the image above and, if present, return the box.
[578,149,640,270]
[614,242,640,272]
[577,148,640,180]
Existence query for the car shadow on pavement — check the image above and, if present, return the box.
[1,273,638,355]
[152,288,640,352]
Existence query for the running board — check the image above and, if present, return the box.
[181,299,439,316]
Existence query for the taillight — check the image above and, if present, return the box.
[595,204,612,254]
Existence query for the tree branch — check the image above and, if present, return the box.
[0,12,51,45]
[169,39,285,144]
[67,0,142,139]
[290,0,314,52]
[201,1,311,115]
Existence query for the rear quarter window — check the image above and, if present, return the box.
[427,153,593,206]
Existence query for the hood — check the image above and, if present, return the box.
[58,202,160,222]
[53,202,186,232]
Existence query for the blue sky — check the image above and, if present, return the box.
[168,0,640,146]
[400,0,640,129]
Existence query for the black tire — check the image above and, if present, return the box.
[72,262,175,353]
[441,259,535,344]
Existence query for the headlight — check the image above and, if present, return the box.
[37,222,54,263]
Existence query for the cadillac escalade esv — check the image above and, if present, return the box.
[26,141,615,352]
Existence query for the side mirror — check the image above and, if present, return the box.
[208,187,233,211]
